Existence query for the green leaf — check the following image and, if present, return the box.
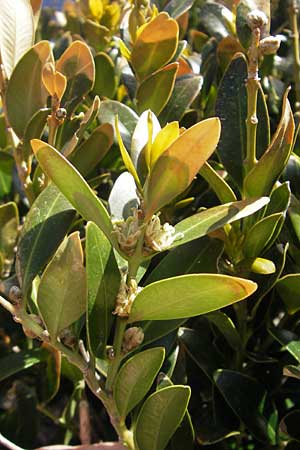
[144,118,221,220]
[62,96,101,157]
[265,182,291,216]
[40,343,61,404]
[16,184,75,294]
[276,274,300,314]
[216,53,270,188]
[99,100,138,149]
[146,236,223,284]
[37,232,86,339]
[131,12,179,80]
[114,348,165,419]
[93,52,117,98]
[173,197,269,248]
[164,0,195,19]
[214,369,275,443]
[244,89,295,197]
[198,2,235,40]
[137,63,178,115]
[6,41,53,138]
[0,0,34,79]
[243,213,284,258]
[86,222,121,358]
[22,108,51,161]
[56,40,95,113]
[0,151,14,197]
[70,123,114,177]
[31,139,113,244]
[199,162,237,204]
[159,75,202,125]
[139,319,186,350]
[0,347,48,382]
[206,311,242,351]
[135,385,191,450]
[129,274,257,322]
[0,202,19,276]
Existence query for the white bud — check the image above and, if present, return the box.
[259,36,281,55]
[247,9,268,30]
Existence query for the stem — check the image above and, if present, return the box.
[105,317,128,392]
[289,0,300,111]
[0,295,16,315]
[244,28,261,176]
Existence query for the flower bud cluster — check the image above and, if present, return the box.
[114,278,142,318]
[112,208,142,256]
[144,214,183,253]
[122,326,144,354]
[246,9,281,58]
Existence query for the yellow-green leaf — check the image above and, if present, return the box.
[129,274,257,322]
[131,12,179,80]
[115,116,142,192]
[31,139,113,243]
[151,121,179,168]
[37,232,86,339]
[136,63,178,115]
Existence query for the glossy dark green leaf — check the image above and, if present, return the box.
[137,63,178,115]
[114,348,165,419]
[243,213,284,258]
[22,108,51,161]
[214,369,274,443]
[288,194,300,244]
[199,162,237,204]
[173,197,269,248]
[0,347,49,382]
[6,41,52,138]
[37,232,86,339]
[244,89,295,197]
[216,53,270,188]
[265,182,291,216]
[146,237,223,284]
[179,327,220,380]
[159,75,202,126]
[206,311,242,351]
[16,184,75,294]
[135,385,191,450]
[198,2,234,40]
[70,123,114,176]
[129,274,257,322]
[164,0,195,19]
[93,52,117,98]
[276,274,300,314]
[195,385,240,445]
[98,100,138,149]
[280,410,300,442]
[0,152,14,197]
[139,319,186,349]
[31,139,113,244]
[86,222,121,358]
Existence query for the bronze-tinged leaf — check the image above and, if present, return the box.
[56,41,95,112]
[144,118,221,220]
[130,12,179,80]
[42,63,67,102]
